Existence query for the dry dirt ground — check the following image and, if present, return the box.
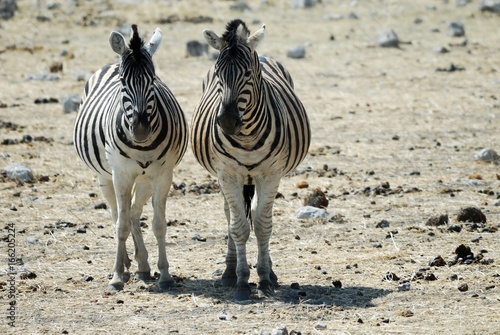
[1,0,500,334]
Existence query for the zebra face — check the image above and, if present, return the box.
[110,25,162,144]
[120,69,155,143]
[214,55,255,136]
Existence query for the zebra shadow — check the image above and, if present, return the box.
[159,277,392,308]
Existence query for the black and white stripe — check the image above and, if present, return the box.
[191,19,311,300]
[73,25,188,291]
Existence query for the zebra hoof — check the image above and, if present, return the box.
[258,280,275,297]
[270,270,279,288]
[135,272,154,282]
[158,279,176,292]
[233,285,252,301]
[108,282,124,292]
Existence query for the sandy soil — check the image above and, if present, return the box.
[1,0,499,334]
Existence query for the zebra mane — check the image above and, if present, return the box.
[222,19,250,56]
[128,24,145,61]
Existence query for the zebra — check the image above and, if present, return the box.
[191,19,311,300]
[73,25,188,291]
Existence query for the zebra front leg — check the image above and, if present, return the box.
[253,177,281,297]
[108,173,135,291]
[99,175,132,282]
[221,198,237,287]
[131,181,153,282]
[219,175,251,301]
[151,173,175,291]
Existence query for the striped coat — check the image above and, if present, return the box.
[74,25,188,291]
[191,19,310,300]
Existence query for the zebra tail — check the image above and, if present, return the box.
[243,185,255,226]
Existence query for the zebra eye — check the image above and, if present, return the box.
[244,70,252,77]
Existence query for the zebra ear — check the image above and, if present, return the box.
[109,31,128,56]
[203,30,222,50]
[146,27,162,56]
[248,24,265,51]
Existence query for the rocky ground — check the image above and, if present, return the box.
[1,0,500,334]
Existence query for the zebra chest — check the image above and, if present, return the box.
[212,140,285,175]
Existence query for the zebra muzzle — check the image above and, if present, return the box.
[217,104,242,135]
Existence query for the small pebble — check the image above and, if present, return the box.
[447,20,465,37]
[76,227,87,234]
[186,40,208,57]
[314,322,327,330]
[2,163,34,183]
[378,29,399,48]
[286,45,306,59]
[458,283,469,292]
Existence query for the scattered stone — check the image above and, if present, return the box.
[295,206,329,219]
[458,283,468,292]
[19,271,37,280]
[435,63,465,72]
[429,255,447,267]
[401,310,414,317]
[192,233,207,242]
[375,220,390,228]
[0,0,17,20]
[287,45,306,59]
[291,0,316,8]
[27,73,59,81]
[63,94,81,113]
[433,46,449,53]
[290,282,300,290]
[34,97,58,104]
[414,17,423,24]
[157,14,180,24]
[49,61,63,73]
[398,281,411,291]
[455,244,473,260]
[83,275,94,282]
[76,227,87,234]
[479,0,500,13]
[218,309,231,321]
[26,236,39,244]
[303,188,328,208]
[186,40,208,57]
[457,207,486,223]
[474,148,499,162]
[296,181,309,189]
[348,12,359,20]
[447,224,462,233]
[424,273,437,281]
[314,322,327,330]
[447,20,465,37]
[94,202,107,210]
[456,0,471,6]
[184,15,213,24]
[271,326,288,335]
[426,214,448,226]
[325,13,343,20]
[332,280,342,288]
[382,272,400,281]
[2,163,34,183]
[378,29,399,48]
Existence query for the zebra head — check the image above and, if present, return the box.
[204,19,265,136]
[109,25,162,143]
